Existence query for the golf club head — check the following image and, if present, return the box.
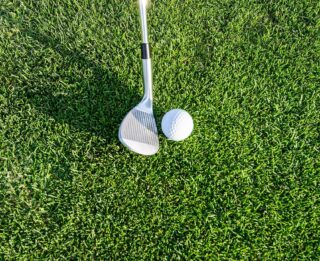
[119,100,159,156]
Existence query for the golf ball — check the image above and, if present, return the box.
[161,109,194,141]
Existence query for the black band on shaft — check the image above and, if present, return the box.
[141,43,151,59]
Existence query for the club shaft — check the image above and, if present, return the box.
[142,59,152,101]
[139,0,153,102]
[139,0,149,43]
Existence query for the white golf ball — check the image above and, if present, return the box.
[161,109,194,141]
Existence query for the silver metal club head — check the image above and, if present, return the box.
[119,103,159,156]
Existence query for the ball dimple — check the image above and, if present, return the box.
[161,109,194,141]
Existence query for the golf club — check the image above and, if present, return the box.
[118,0,159,155]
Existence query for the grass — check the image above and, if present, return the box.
[0,0,319,259]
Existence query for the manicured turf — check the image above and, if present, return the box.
[1,0,319,259]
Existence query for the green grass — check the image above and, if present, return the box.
[0,0,319,259]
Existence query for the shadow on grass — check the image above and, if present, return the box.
[21,28,141,143]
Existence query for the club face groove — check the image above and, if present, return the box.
[119,107,159,155]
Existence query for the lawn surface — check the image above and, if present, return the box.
[1,0,320,259]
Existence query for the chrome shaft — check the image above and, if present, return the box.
[139,0,153,103]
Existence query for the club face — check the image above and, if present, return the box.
[119,106,159,155]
